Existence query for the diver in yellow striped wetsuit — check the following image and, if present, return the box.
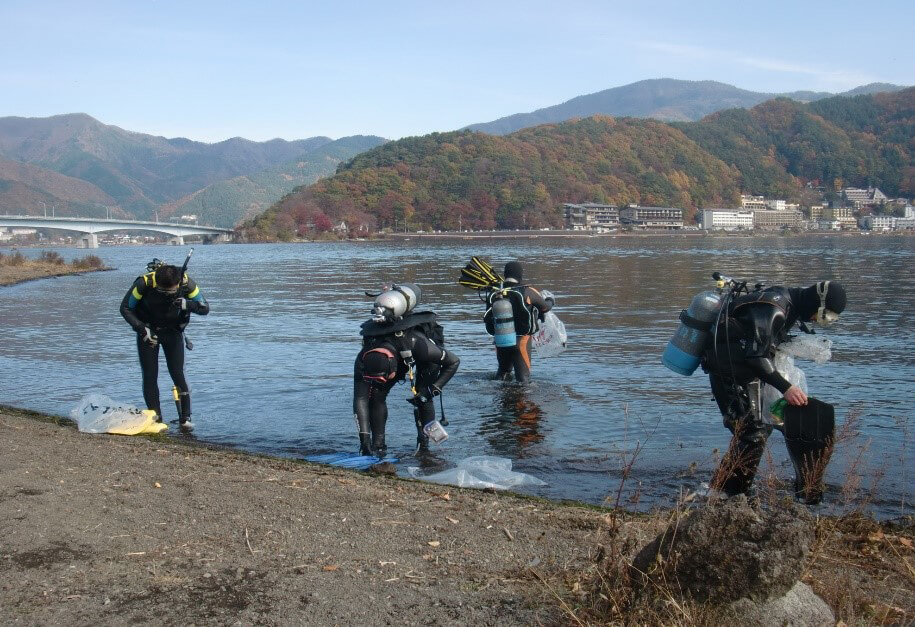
[120,263,209,428]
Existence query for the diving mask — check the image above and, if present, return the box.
[156,285,180,296]
[815,281,839,326]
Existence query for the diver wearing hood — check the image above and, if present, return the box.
[353,284,460,456]
[483,261,554,383]
[702,280,846,499]
[120,262,209,428]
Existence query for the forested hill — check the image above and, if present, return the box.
[243,89,914,240]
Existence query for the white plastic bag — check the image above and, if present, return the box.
[532,311,567,358]
[761,353,808,424]
[69,393,166,435]
[407,456,546,490]
[777,334,833,364]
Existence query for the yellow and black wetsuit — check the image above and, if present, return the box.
[119,271,209,420]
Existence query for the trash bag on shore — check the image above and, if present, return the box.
[70,393,167,435]
[532,311,567,358]
[407,456,546,490]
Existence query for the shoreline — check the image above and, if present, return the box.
[0,263,112,287]
[1,405,912,624]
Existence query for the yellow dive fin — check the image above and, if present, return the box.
[458,256,503,289]
[107,409,169,436]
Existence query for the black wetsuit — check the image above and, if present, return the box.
[701,286,805,495]
[353,325,459,455]
[120,272,209,419]
[484,284,553,383]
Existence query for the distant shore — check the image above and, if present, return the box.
[385,229,891,240]
[0,253,110,287]
[0,405,911,624]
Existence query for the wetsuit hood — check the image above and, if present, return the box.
[797,281,846,320]
[504,261,523,284]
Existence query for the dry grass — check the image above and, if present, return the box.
[0,250,109,285]
[537,408,915,625]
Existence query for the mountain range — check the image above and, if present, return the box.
[243,87,915,239]
[463,79,908,135]
[0,79,908,230]
[0,113,385,227]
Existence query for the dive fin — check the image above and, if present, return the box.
[458,256,504,289]
[783,397,835,504]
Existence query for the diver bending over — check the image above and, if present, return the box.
[354,284,460,456]
[702,280,846,501]
[120,262,209,428]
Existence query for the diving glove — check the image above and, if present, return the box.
[140,326,158,347]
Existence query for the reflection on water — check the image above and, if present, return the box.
[0,235,912,518]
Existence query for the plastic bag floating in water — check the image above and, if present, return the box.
[70,393,167,435]
[531,311,567,358]
[408,456,546,490]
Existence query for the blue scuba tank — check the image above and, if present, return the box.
[662,289,725,375]
[492,297,517,347]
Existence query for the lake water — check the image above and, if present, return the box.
[1,235,912,519]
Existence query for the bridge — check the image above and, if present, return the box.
[0,215,234,248]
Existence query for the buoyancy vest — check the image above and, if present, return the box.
[483,286,538,336]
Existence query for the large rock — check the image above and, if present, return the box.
[726,581,835,626]
[631,495,814,603]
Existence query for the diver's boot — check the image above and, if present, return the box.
[359,433,375,456]
[176,390,193,431]
[713,438,766,497]
[415,422,430,453]
[371,434,387,458]
[150,408,163,423]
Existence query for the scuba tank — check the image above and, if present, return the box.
[371,283,421,322]
[662,288,725,375]
[491,297,517,347]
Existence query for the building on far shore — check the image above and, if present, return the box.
[740,194,767,211]
[843,187,887,209]
[701,209,754,230]
[862,215,915,231]
[765,199,786,211]
[563,203,619,231]
[619,205,683,229]
[753,208,803,229]
[824,206,857,229]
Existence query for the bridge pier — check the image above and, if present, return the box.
[168,236,185,246]
[77,233,99,249]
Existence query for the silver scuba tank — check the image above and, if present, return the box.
[662,289,725,375]
[492,297,517,347]
[372,283,421,322]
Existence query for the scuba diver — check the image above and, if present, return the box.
[354,283,460,456]
[679,275,847,503]
[459,258,554,383]
[119,254,209,429]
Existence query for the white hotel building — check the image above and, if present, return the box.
[701,209,755,230]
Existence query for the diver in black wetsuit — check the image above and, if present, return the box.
[702,280,846,500]
[120,263,209,428]
[354,284,459,456]
[484,262,554,383]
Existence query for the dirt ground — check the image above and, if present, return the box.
[1,407,912,626]
[0,263,108,287]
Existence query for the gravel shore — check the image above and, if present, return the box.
[2,407,911,625]
[0,407,619,625]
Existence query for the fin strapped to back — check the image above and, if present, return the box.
[458,256,503,290]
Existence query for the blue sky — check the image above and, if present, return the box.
[1,0,911,143]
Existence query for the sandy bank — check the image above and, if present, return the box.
[0,262,110,287]
[1,407,911,625]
